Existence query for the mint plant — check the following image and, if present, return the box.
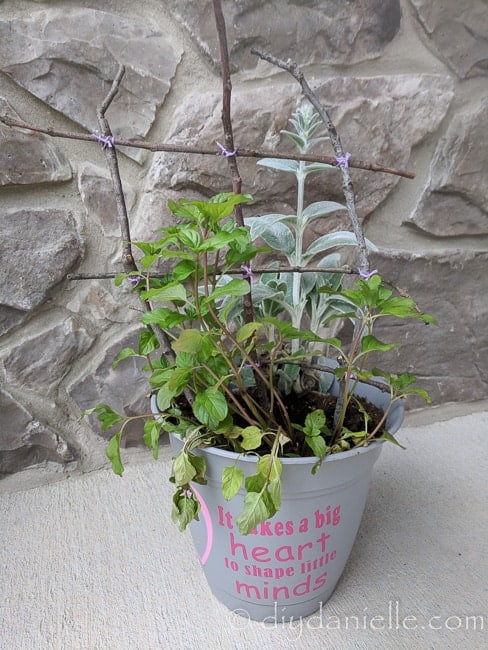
[320,273,436,444]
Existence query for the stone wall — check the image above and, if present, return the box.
[1,0,487,486]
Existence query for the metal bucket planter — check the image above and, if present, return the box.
[156,378,404,622]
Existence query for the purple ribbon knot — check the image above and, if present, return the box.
[216,141,237,157]
[241,263,253,280]
[93,133,115,149]
[335,152,351,168]
[358,268,378,280]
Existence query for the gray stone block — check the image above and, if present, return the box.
[0,98,72,187]
[69,329,151,447]
[407,98,488,236]
[410,0,488,78]
[0,209,83,335]
[168,0,401,71]
[3,318,94,396]
[145,75,453,223]
[78,163,136,238]
[0,8,182,161]
[366,250,488,406]
[0,389,75,476]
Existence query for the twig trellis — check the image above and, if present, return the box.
[0,0,415,291]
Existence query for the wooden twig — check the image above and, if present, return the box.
[0,114,415,180]
[213,0,256,329]
[213,0,285,417]
[93,66,179,371]
[95,65,137,275]
[67,265,355,281]
[212,0,241,192]
[251,47,373,275]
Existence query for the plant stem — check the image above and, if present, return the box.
[332,317,368,435]
[290,161,306,356]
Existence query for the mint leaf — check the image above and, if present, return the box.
[222,466,244,500]
[235,491,272,535]
[81,404,123,431]
[240,426,266,451]
[138,330,159,356]
[106,432,124,476]
[112,347,137,369]
[305,434,327,459]
[171,488,200,532]
[304,409,326,437]
[143,419,161,460]
[172,452,197,485]
[192,389,228,429]
[172,329,203,354]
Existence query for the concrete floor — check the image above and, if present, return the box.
[1,406,487,650]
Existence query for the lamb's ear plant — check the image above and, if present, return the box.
[241,105,378,393]
[84,105,436,535]
[244,106,376,342]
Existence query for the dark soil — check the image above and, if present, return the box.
[233,388,386,456]
[171,387,386,456]
[284,390,385,455]
[287,391,385,434]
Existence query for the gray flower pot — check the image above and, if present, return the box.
[155,377,404,622]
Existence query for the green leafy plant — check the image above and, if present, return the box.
[84,107,436,535]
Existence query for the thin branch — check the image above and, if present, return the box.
[99,67,125,114]
[95,65,137,274]
[251,47,372,275]
[0,114,415,179]
[213,0,278,414]
[213,0,255,326]
[67,265,355,281]
[212,0,240,190]
[93,66,180,375]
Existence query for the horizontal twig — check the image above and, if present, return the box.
[0,114,415,179]
[66,265,355,281]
